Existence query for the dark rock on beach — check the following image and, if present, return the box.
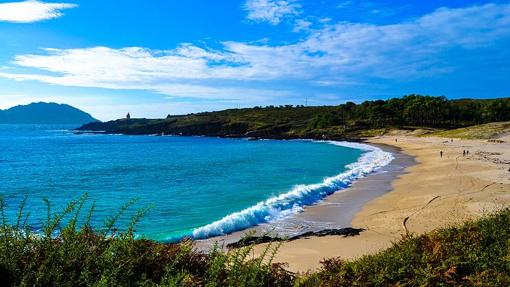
[226,227,364,249]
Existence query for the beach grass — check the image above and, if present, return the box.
[427,121,510,140]
[1,195,509,286]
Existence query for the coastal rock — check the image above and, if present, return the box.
[226,227,364,249]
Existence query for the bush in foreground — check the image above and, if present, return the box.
[298,209,510,286]
[1,195,509,286]
[0,196,293,286]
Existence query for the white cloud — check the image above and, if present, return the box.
[292,19,312,32]
[336,1,353,9]
[244,0,300,25]
[0,0,77,23]
[1,3,510,101]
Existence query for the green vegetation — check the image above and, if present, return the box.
[428,121,510,140]
[0,196,293,287]
[2,195,510,286]
[299,209,510,286]
[79,96,510,139]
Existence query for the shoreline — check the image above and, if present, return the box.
[195,142,414,250]
[251,135,510,272]
[280,143,414,233]
[190,139,394,241]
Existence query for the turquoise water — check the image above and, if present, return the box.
[0,125,389,242]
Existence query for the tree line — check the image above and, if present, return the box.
[309,95,510,129]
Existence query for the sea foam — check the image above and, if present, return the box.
[191,141,394,239]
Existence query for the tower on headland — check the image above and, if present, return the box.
[126,112,131,120]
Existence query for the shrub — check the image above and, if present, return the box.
[1,195,509,286]
[298,209,510,286]
[0,195,293,287]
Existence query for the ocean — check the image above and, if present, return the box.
[0,124,393,242]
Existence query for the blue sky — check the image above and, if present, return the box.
[0,0,509,120]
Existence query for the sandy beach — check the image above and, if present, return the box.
[253,135,510,273]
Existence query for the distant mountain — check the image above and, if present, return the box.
[0,102,98,125]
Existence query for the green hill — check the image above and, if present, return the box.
[79,95,510,139]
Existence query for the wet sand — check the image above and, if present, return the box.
[284,144,414,233]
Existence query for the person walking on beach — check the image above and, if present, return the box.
[463,150,466,156]
[440,151,443,158]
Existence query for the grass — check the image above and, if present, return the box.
[427,121,510,140]
[1,195,509,286]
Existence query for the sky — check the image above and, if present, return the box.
[0,0,509,121]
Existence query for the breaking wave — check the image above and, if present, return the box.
[192,141,394,239]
